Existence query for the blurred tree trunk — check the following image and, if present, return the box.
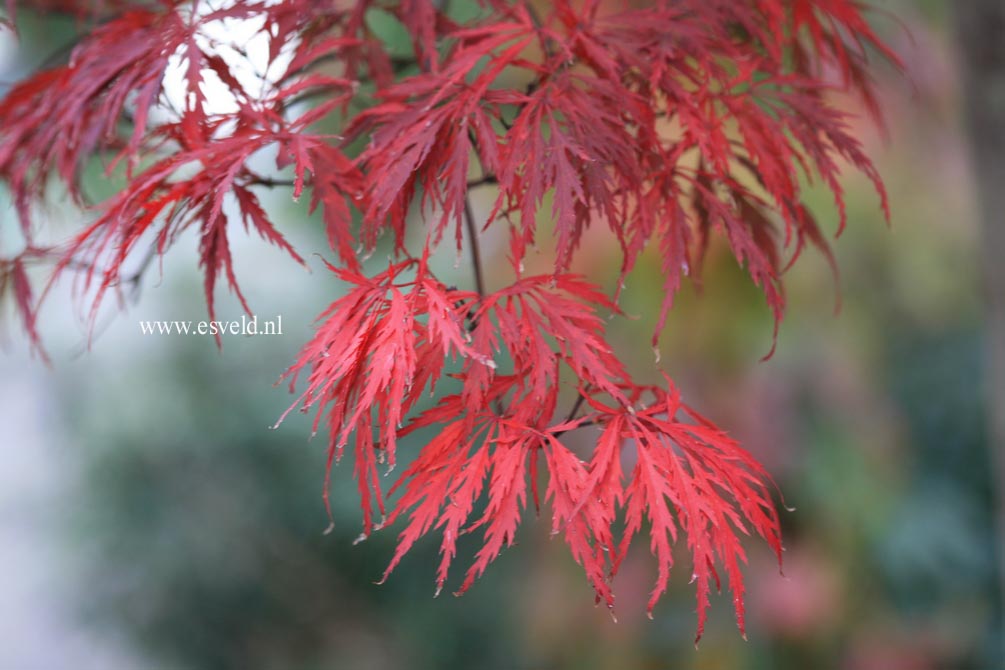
[954,0,1005,621]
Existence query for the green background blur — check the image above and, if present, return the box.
[0,2,1000,669]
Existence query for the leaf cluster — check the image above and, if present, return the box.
[0,0,897,637]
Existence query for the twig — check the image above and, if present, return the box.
[463,195,486,298]
[466,175,498,189]
[564,392,586,423]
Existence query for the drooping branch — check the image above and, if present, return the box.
[463,195,486,299]
[0,0,898,639]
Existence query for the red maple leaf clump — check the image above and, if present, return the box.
[0,0,897,639]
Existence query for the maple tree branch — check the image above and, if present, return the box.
[247,176,296,188]
[0,0,899,633]
[548,388,591,441]
[463,187,504,415]
[466,175,498,189]
[249,176,498,191]
[564,392,587,423]
[525,2,544,29]
[524,2,555,59]
[463,195,486,298]
[552,418,597,441]
[62,238,160,294]
[121,241,161,290]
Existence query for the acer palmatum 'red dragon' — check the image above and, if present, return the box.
[0,0,898,640]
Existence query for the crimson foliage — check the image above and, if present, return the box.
[0,0,896,639]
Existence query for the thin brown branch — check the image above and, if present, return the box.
[463,195,486,298]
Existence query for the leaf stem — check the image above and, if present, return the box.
[549,390,590,440]
[552,418,596,440]
[464,195,486,298]
[564,392,586,423]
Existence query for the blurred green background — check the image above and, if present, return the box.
[0,2,1000,669]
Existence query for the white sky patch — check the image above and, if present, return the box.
[0,25,21,79]
[160,0,296,119]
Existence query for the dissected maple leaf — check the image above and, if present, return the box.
[278,257,492,528]
[584,381,783,640]
[53,125,361,330]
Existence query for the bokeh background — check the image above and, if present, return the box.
[0,2,1001,669]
